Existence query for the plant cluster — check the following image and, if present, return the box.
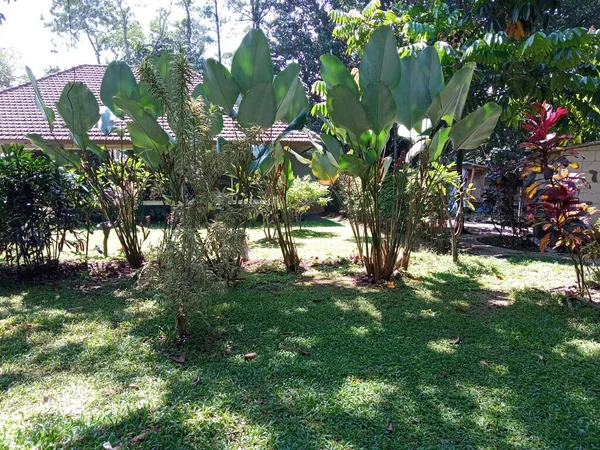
[519,102,595,296]
[309,26,500,280]
[0,144,89,269]
[286,175,330,229]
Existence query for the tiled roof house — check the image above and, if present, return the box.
[0,64,315,150]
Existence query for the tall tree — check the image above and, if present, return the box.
[227,0,274,29]
[45,0,143,64]
[0,47,17,88]
[201,0,227,62]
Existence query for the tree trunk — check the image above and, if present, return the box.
[214,0,222,62]
[183,0,193,46]
[118,0,131,63]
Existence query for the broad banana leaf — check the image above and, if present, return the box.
[449,102,502,150]
[426,62,475,126]
[27,133,81,167]
[394,56,430,131]
[26,67,55,131]
[320,54,359,97]
[100,61,137,117]
[114,95,170,153]
[203,58,240,113]
[361,81,396,135]
[359,25,401,91]
[283,82,309,124]
[339,152,368,178]
[231,28,273,94]
[311,151,340,185]
[237,82,276,129]
[419,46,444,102]
[273,63,302,121]
[56,82,100,137]
[429,127,450,161]
[321,133,343,160]
[327,85,370,139]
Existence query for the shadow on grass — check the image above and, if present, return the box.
[2,267,600,448]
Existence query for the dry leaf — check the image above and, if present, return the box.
[480,360,489,367]
[385,282,396,288]
[171,354,185,364]
[244,352,257,361]
[453,337,462,345]
[455,304,468,312]
[496,275,504,280]
[129,426,160,445]
[68,306,84,312]
[191,377,200,385]
[386,420,393,433]
[128,384,140,391]
[223,344,233,356]
[102,442,120,450]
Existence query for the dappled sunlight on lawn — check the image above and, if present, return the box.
[1,250,600,448]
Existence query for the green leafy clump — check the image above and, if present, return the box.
[0,144,90,269]
[286,175,331,229]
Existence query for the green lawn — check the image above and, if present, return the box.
[1,226,600,449]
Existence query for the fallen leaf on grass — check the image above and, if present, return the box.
[128,384,140,391]
[480,360,489,367]
[191,377,200,385]
[129,426,160,445]
[496,275,504,280]
[386,420,393,433]
[244,352,257,361]
[385,282,396,288]
[455,304,469,312]
[102,442,121,450]
[453,337,462,345]
[68,306,84,313]
[278,344,310,356]
[171,354,185,364]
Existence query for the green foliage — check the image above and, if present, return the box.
[286,175,330,227]
[310,26,500,279]
[0,144,89,269]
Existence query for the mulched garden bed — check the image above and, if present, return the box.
[0,260,136,286]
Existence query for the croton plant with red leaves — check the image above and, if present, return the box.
[519,102,596,295]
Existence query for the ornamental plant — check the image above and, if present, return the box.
[286,175,330,229]
[26,67,151,269]
[309,25,501,281]
[0,143,88,269]
[201,29,310,272]
[519,102,595,296]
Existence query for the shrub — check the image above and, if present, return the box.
[286,175,330,229]
[0,144,88,269]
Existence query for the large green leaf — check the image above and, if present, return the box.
[339,152,368,178]
[133,81,163,118]
[237,82,276,129]
[114,95,170,151]
[327,85,370,139]
[394,56,430,131]
[231,28,273,94]
[429,127,450,161]
[128,122,165,168]
[203,58,240,113]
[359,25,401,92]
[311,151,340,185]
[100,61,137,117]
[449,102,502,150]
[72,132,106,159]
[418,46,444,101]
[273,63,302,121]
[274,109,307,144]
[56,82,100,136]
[426,62,475,126]
[26,67,55,131]
[321,133,343,160]
[361,81,396,135]
[320,54,359,97]
[283,82,308,124]
[27,133,80,167]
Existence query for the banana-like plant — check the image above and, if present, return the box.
[201,28,310,272]
[310,25,501,280]
[26,66,151,269]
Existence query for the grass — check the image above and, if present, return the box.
[1,225,600,449]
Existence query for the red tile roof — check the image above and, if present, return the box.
[0,64,315,146]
